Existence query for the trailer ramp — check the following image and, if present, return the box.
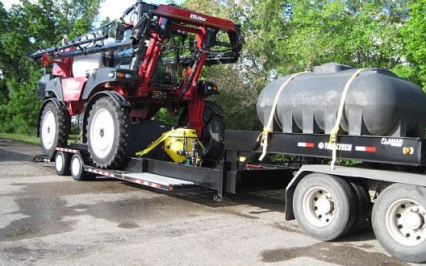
[85,164,196,191]
[122,173,196,191]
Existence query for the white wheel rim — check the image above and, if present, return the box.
[302,186,335,227]
[42,111,56,149]
[385,199,426,246]
[55,153,63,172]
[71,157,81,177]
[89,108,115,159]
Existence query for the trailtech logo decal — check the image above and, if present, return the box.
[318,142,353,151]
[190,14,207,21]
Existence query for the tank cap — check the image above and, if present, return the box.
[313,63,354,74]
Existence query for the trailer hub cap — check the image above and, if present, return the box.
[386,199,426,246]
[303,187,335,227]
[90,108,114,159]
[317,198,334,214]
[71,157,81,176]
[405,212,424,230]
[42,111,56,149]
[55,153,63,172]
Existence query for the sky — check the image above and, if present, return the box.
[2,0,183,20]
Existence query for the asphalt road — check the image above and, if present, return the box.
[0,138,416,266]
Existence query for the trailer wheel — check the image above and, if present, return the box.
[372,184,426,263]
[86,97,130,169]
[55,151,70,176]
[179,102,225,159]
[40,102,70,157]
[293,173,356,241]
[71,154,95,181]
[350,181,371,231]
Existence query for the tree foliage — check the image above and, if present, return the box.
[0,0,103,134]
[393,0,426,89]
[183,0,421,130]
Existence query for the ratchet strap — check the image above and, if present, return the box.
[258,73,304,161]
[329,68,365,169]
[136,130,173,157]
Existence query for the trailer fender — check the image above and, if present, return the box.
[284,164,426,221]
[37,98,67,137]
[284,169,313,221]
[81,91,131,142]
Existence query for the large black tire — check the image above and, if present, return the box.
[39,102,70,157]
[86,97,130,169]
[179,101,225,159]
[372,184,426,263]
[293,173,357,241]
[349,181,371,231]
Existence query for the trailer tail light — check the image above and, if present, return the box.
[402,147,414,155]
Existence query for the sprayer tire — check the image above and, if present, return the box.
[179,102,225,159]
[86,97,130,169]
[40,102,70,157]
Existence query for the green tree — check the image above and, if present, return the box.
[181,0,411,130]
[393,0,426,90]
[0,0,103,134]
[281,0,409,73]
[0,2,9,104]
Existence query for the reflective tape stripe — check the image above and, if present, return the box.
[55,147,79,153]
[355,146,376,152]
[297,142,315,148]
[87,168,114,177]
[132,179,162,189]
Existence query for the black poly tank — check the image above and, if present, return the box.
[257,63,426,137]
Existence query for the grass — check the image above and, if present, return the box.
[0,133,81,146]
[0,132,40,145]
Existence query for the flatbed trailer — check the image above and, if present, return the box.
[35,130,426,263]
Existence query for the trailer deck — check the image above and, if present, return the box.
[35,130,426,199]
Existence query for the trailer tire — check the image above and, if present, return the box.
[293,173,356,241]
[86,97,130,169]
[40,102,70,157]
[55,151,71,176]
[179,102,224,159]
[71,154,95,181]
[372,184,426,263]
[350,181,371,231]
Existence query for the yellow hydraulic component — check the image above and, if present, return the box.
[136,128,200,163]
[164,128,199,163]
